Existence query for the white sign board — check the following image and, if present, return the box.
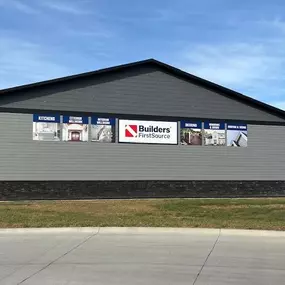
[119,119,178,144]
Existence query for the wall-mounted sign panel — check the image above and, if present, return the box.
[33,114,60,141]
[91,117,116,143]
[227,124,248,147]
[62,116,88,142]
[204,122,225,146]
[180,121,202,145]
[119,119,178,144]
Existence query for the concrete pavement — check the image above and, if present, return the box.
[0,228,284,284]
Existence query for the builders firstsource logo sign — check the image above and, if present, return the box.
[119,119,178,144]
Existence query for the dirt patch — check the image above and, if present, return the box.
[200,205,247,210]
[265,204,285,209]
[16,200,158,215]
[201,203,285,210]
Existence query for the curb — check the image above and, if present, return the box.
[98,227,220,235]
[220,229,285,237]
[0,227,284,237]
[0,227,99,234]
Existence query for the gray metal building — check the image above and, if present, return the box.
[0,59,285,199]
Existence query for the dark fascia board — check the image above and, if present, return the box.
[1,58,285,120]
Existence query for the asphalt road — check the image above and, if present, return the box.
[0,228,284,285]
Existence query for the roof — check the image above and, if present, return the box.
[1,58,285,120]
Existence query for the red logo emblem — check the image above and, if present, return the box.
[125,125,137,137]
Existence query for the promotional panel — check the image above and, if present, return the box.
[33,114,60,141]
[119,119,178,144]
[91,117,116,143]
[62,116,88,142]
[227,124,248,147]
[204,122,226,146]
[180,121,202,145]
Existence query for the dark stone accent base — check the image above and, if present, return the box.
[0,181,285,200]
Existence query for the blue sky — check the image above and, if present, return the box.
[1,0,285,109]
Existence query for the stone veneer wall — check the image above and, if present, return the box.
[0,181,285,200]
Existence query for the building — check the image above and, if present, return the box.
[0,59,285,200]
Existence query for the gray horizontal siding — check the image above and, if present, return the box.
[0,67,284,122]
[0,112,284,181]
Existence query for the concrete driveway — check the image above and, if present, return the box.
[0,228,284,285]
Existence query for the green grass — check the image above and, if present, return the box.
[0,198,284,230]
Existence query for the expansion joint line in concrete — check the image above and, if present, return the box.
[17,228,100,284]
[192,228,221,285]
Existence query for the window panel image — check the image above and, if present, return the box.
[91,117,115,143]
[62,116,88,142]
[227,124,248,147]
[33,114,60,141]
[204,122,226,146]
[180,121,202,145]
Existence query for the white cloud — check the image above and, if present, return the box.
[259,17,285,33]
[171,17,285,106]
[41,0,92,15]
[66,29,112,39]
[0,0,38,14]
[153,7,204,22]
[182,42,284,88]
[0,38,71,89]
